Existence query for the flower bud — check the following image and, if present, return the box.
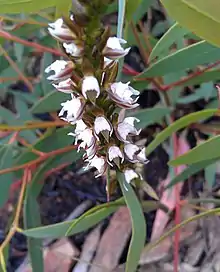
[94,116,113,141]
[45,60,74,82]
[116,117,141,143]
[48,18,75,42]
[108,145,124,167]
[103,37,130,60]
[81,76,100,100]
[109,82,139,109]
[124,169,139,183]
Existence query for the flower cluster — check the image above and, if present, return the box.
[45,17,148,184]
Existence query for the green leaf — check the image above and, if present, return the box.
[169,135,220,166]
[0,245,9,272]
[41,53,54,96]
[166,157,218,188]
[205,161,216,189]
[117,171,146,272]
[65,198,124,236]
[0,0,60,13]
[126,0,142,22]
[161,0,220,48]
[0,145,14,207]
[128,106,171,129]
[135,41,220,78]
[23,199,123,238]
[0,106,37,143]
[30,91,69,114]
[132,0,154,23]
[177,82,215,104]
[149,22,190,62]
[146,109,217,155]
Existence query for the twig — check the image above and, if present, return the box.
[0,45,33,91]
[0,30,65,57]
[0,145,77,175]
[0,120,67,131]
[0,168,30,255]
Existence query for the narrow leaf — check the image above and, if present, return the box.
[149,22,190,62]
[146,109,217,155]
[117,171,146,272]
[169,135,220,166]
[136,41,220,78]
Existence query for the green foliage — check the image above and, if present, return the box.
[161,0,220,48]
[0,1,220,271]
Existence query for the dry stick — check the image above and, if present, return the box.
[0,168,29,255]
[0,30,65,57]
[0,145,77,175]
[0,44,34,91]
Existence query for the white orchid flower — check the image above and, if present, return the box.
[124,143,148,164]
[63,42,82,57]
[116,117,141,143]
[59,95,84,123]
[45,60,74,82]
[52,78,74,93]
[85,155,107,177]
[109,82,139,109]
[103,37,130,60]
[48,18,74,42]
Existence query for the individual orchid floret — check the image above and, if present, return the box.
[53,78,75,93]
[85,155,107,177]
[81,76,100,100]
[124,169,139,184]
[63,42,82,57]
[48,18,74,42]
[45,60,74,82]
[116,117,141,143]
[124,143,148,164]
[69,120,97,159]
[59,95,85,123]
[103,37,130,60]
[109,82,140,109]
[94,116,113,141]
[70,120,94,147]
[108,145,124,167]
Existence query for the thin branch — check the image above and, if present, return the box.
[0,45,33,91]
[0,145,77,175]
[0,30,65,57]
